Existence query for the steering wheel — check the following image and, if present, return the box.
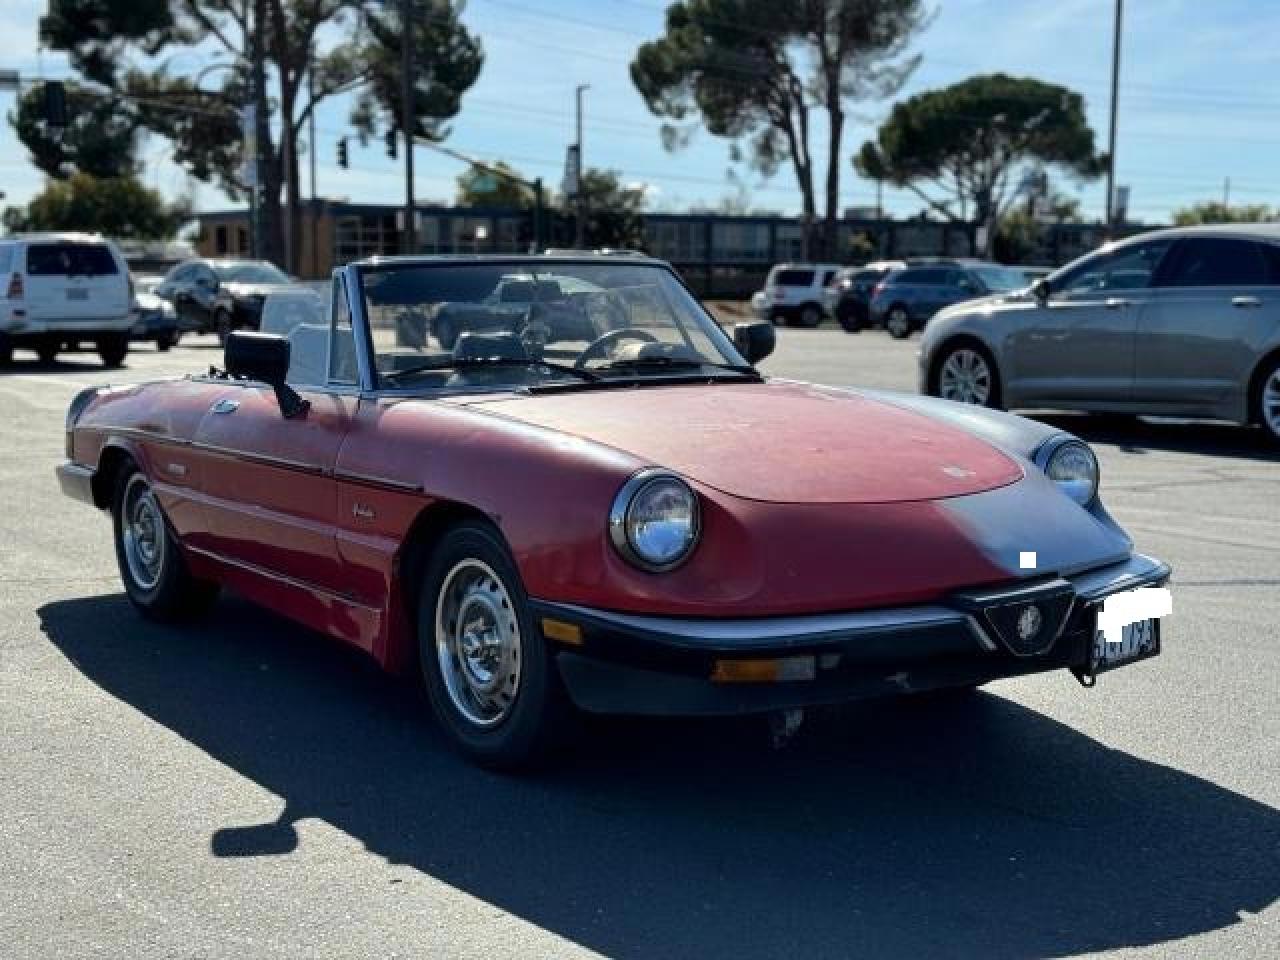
[575,328,658,368]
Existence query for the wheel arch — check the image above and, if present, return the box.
[1245,345,1280,426]
[928,333,1004,403]
[91,442,140,508]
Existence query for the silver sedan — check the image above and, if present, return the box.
[918,224,1280,444]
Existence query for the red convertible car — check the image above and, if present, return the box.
[57,254,1170,767]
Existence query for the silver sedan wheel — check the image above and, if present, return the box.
[121,473,166,591]
[435,558,522,728]
[1262,363,1280,439]
[939,347,994,406]
[887,308,910,338]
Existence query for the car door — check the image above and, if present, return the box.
[1135,236,1277,410]
[192,277,358,598]
[1005,238,1172,405]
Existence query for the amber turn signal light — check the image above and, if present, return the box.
[710,656,816,684]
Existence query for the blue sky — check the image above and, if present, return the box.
[1,0,1277,223]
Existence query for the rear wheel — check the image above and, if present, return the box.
[112,465,219,620]
[886,305,912,339]
[934,342,1001,408]
[796,304,823,329]
[418,521,570,768]
[36,341,59,365]
[836,304,862,333]
[1255,355,1280,445]
[98,335,127,368]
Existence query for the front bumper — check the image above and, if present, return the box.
[57,461,97,507]
[535,553,1171,716]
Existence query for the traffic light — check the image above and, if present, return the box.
[44,80,67,129]
[336,137,349,169]
[384,129,397,160]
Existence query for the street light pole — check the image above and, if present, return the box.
[401,0,416,255]
[574,83,588,248]
[1105,0,1123,230]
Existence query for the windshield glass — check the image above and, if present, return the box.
[359,261,746,391]
[970,265,1028,292]
[214,261,290,284]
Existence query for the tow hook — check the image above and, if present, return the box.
[768,708,805,748]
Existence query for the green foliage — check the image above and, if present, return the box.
[580,169,648,250]
[631,0,926,256]
[9,82,140,180]
[455,162,534,209]
[3,173,191,239]
[1171,202,1274,225]
[856,73,1104,247]
[352,0,483,141]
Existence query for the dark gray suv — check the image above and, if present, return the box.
[869,262,1029,338]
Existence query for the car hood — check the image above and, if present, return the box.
[467,381,1023,504]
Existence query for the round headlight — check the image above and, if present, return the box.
[1044,439,1099,505]
[609,470,701,571]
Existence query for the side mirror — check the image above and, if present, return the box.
[1031,278,1051,304]
[733,321,776,366]
[224,331,309,418]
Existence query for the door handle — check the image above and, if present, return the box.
[1104,298,1131,310]
[1231,296,1262,308]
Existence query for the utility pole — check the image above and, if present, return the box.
[574,84,589,247]
[1223,176,1231,208]
[401,0,416,255]
[1104,0,1123,231]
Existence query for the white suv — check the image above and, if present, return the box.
[0,233,133,367]
[751,263,842,327]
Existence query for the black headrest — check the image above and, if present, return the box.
[499,280,536,303]
[452,332,528,362]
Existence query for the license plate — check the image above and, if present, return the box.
[66,288,89,301]
[1092,617,1160,673]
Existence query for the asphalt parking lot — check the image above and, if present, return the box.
[2,330,1276,959]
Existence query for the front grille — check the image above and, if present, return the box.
[951,579,1077,658]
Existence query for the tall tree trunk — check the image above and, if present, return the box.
[824,102,844,262]
[280,84,301,275]
[251,0,282,266]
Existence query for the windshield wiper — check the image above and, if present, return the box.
[382,356,600,383]
[596,356,760,377]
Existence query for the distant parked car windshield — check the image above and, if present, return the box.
[969,265,1029,292]
[213,261,290,285]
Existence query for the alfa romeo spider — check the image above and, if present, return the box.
[57,254,1171,767]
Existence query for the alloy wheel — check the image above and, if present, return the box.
[939,347,993,406]
[887,308,910,339]
[434,558,523,728]
[1262,363,1280,440]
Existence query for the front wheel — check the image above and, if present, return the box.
[933,342,1001,408]
[98,335,127,368]
[112,465,219,620]
[886,306,912,339]
[796,304,823,329]
[1255,356,1280,446]
[418,522,570,768]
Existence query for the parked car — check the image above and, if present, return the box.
[827,261,908,332]
[155,258,296,343]
[129,274,181,351]
[58,254,1171,768]
[0,232,133,367]
[752,263,842,327]
[425,272,604,349]
[919,224,1280,444]
[870,262,1030,339]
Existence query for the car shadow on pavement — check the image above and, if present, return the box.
[1033,413,1280,463]
[39,593,1279,960]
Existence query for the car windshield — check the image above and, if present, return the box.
[969,265,1029,292]
[358,261,748,391]
[213,261,290,284]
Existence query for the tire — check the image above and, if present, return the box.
[768,309,787,327]
[418,521,570,769]
[111,464,219,621]
[836,305,861,333]
[796,304,823,329]
[157,330,179,352]
[0,335,11,366]
[36,342,59,365]
[214,309,234,346]
[1254,355,1280,446]
[931,340,1002,409]
[98,335,127,368]
[886,305,912,339]
[435,316,459,351]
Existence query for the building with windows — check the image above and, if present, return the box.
[194,200,1136,296]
